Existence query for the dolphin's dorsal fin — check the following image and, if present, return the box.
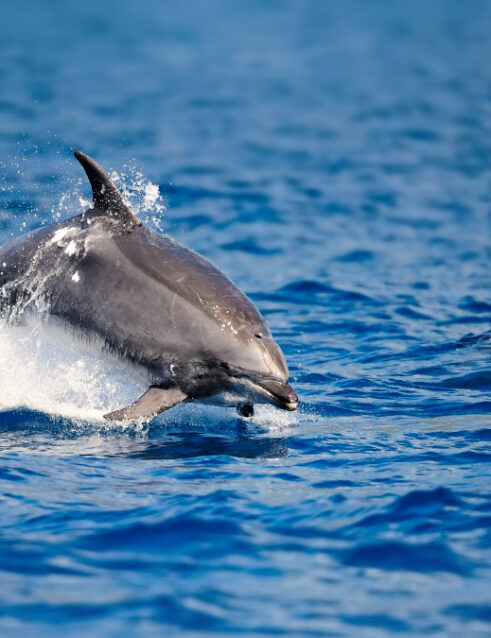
[74,149,140,230]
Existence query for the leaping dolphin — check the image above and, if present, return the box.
[0,151,297,420]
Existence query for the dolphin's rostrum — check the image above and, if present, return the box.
[0,151,297,420]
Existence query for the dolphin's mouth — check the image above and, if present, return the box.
[250,377,298,411]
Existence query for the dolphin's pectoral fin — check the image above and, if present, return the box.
[104,385,188,421]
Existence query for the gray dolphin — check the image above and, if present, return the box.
[0,151,297,420]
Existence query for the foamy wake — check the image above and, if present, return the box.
[0,318,150,423]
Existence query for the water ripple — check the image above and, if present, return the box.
[0,0,490,636]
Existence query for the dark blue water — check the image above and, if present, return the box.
[0,1,490,635]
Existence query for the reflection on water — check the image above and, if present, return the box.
[0,408,289,459]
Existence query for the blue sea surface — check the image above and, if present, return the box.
[0,0,490,636]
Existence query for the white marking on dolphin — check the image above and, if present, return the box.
[0,150,298,421]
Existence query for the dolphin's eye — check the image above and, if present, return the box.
[255,333,263,339]
[220,362,230,370]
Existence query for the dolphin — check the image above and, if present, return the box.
[0,151,297,420]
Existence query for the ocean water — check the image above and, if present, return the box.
[0,0,490,636]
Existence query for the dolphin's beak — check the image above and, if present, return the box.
[255,378,298,411]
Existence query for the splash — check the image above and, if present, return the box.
[110,164,166,233]
[50,161,167,232]
[0,317,151,423]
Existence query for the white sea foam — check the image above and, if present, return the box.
[0,317,150,423]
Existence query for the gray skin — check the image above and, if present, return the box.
[0,151,297,420]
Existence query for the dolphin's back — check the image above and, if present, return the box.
[0,219,269,376]
[115,226,267,337]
